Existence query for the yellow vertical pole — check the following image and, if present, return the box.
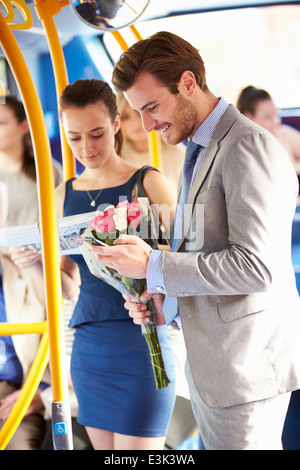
[0,6,69,421]
[129,24,143,41]
[147,130,162,170]
[34,0,75,181]
[111,30,129,51]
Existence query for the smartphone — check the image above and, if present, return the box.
[84,236,107,247]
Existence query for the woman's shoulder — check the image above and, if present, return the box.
[55,179,68,193]
[142,165,164,183]
[142,166,176,205]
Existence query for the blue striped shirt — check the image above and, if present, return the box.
[147,97,229,294]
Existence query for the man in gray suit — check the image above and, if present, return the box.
[91,32,300,449]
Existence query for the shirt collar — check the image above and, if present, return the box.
[192,97,229,148]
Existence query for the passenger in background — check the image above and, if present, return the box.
[117,93,185,194]
[0,96,62,449]
[117,92,197,449]
[0,96,62,226]
[236,86,300,197]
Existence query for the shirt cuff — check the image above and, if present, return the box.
[146,250,166,294]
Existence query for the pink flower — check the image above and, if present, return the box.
[90,207,116,233]
[127,201,142,228]
[116,200,129,209]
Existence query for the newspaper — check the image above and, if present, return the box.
[0,211,97,255]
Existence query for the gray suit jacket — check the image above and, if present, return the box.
[162,104,300,408]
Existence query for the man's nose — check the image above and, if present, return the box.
[141,114,156,133]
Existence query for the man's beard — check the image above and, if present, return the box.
[168,94,198,145]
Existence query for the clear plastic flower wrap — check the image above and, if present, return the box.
[80,197,170,389]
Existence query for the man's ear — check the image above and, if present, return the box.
[178,70,197,98]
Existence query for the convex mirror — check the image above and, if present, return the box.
[69,0,150,31]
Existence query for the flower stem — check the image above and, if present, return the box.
[141,300,170,389]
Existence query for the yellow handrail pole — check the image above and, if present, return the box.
[0,321,48,449]
[129,24,143,41]
[111,30,129,51]
[9,0,33,30]
[0,13,67,406]
[34,0,75,181]
[0,322,47,335]
[1,0,16,23]
[112,27,162,170]
[0,332,49,450]
[1,0,32,29]
[147,130,162,169]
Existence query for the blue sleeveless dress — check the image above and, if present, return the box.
[64,172,176,436]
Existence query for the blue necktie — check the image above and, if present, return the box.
[172,140,201,250]
[163,140,200,325]
[180,141,202,213]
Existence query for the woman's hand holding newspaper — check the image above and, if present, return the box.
[10,246,42,269]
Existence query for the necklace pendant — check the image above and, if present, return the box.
[90,201,96,207]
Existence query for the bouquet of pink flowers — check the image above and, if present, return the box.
[80,197,170,389]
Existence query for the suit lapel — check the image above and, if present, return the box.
[188,139,220,204]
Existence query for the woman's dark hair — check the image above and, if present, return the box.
[236,85,272,115]
[112,31,208,95]
[3,95,36,180]
[59,79,123,155]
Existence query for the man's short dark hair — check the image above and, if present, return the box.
[112,31,208,95]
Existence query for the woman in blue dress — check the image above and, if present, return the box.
[54,79,176,450]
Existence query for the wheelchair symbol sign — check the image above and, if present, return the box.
[54,422,67,435]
